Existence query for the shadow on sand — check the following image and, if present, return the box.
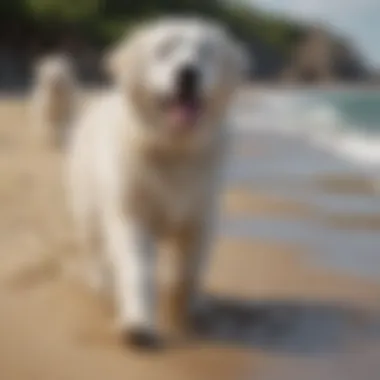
[189,296,380,354]
[5,263,380,355]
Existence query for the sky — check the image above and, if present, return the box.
[244,0,380,68]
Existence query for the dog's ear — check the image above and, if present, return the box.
[104,30,144,85]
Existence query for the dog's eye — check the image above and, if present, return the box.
[156,38,179,59]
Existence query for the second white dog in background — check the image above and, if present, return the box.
[66,17,247,349]
[31,54,77,147]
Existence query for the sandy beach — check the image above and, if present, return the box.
[1,94,380,380]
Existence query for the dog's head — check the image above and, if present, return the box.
[106,17,248,145]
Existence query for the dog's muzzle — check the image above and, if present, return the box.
[158,64,204,132]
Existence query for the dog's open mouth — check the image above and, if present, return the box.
[160,94,203,131]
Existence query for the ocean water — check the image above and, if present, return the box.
[232,88,380,168]
[224,88,380,279]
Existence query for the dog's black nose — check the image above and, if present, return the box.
[177,65,199,97]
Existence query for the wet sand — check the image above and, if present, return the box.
[1,97,380,379]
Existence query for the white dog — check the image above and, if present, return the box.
[66,17,247,348]
[32,54,77,147]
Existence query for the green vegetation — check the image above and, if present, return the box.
[0,0,306,55]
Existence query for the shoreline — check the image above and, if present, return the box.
[242,81,380,92]
[1,81,380,99]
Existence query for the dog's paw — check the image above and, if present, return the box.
[122,328,164,351]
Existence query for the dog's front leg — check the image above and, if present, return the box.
[168,214,216,335]
[103,214,160,349]
[170,165,224,335]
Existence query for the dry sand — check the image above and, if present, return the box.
[1,98,380,380]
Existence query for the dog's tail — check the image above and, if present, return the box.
[32,54,78,149]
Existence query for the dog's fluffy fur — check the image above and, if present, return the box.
[66,17,247,345]
[31,54,77,147]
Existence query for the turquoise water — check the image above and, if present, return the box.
[312,90,380,132]
[233,89,380,166]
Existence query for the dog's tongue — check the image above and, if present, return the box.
[169,102,198,129]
